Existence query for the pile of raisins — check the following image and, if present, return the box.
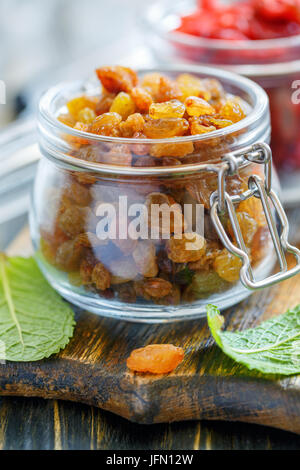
[39,66,269,305]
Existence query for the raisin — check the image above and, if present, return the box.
[150,141,194,158]
[237,197,266,227]
[146,192,184,237]
[219,100,246,123]
[127,344,184,374]
[207,117,233,128]
[80,256,96,285]
[92,262,111,290]
[69,122,90,145]
[156,284,181,306]
[202,78,225,100]
[102,144,132,166]
[157,250,173,274]
[176,74,212,101]
[89,112,122,136]
[67,96,98,120]
[130,132,149,156]
[131,87,153,113]
[228,212,258,246]
[115,282,137,303]
[55,239,83,271]
[95,93,115,115]
[133,241,158,278]
[109,92,135,119]
[58,113,76,127]
[213,249,242,283]
[77,107,96,124]
[189,240,221,270]
[142,278,172,298]
[75,232,107,248]
[96,66,138,93]
[143,118,189,138]
[185,96,215,117]
[58,206,91,238]
[189,117,216,135]
[149,99,185,119]
[120,113,144,137]
[167,233,206,263]
[63,180,91,206]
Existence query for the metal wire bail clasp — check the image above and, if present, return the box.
[210,143,300,290]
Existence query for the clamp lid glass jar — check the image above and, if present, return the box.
[31,65,300,323]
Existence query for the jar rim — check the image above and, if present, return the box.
[39,64,268,147]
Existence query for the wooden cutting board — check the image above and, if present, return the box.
[0,228,300,434]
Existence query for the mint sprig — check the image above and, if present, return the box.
[207,304,300,376]
[0,255,75,362]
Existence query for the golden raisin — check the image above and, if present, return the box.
[202,78,225,100]
[63,180,91,206]
[95,93,115,115]
[120,113,144,137]
[237,197,266,228]
[89,112,122,136]
[80,257,96,285]
[96,66,138,93]
[143,118,189,138]
[131,87,153,113]
[176,73,212,101]
[213,249,242,283]
[207,117,233,129]
[143,278,172,299]
[150,141,194,158]
[92,262,111,290]
[133,241,158,278]
[219,100,246,123]
[58,113,76,127]
[185,96,215,117]
[102,144,132,166]
[58,206,91,238]
[67,96,98,120]
[228,212,258,246]
[127,344,184,374]
[189,117,216,135]
[55,240,83,272]
[109,92,135,120]
[77,107,96,124]
[167,233,206,263]
[149,100,185,119]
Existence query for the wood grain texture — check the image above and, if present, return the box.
[0,230,300,435]
[1,396,300,450]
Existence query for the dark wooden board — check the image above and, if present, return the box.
[0,230,300,435]
[1,396,300,450]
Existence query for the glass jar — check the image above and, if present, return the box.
[143,0,300,171]
[30,65,300,323]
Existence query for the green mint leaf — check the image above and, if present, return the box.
[0,254,75,362]
[206,304,300,376]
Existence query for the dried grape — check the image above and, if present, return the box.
[109,92,135,120]
[92,262,111,290]
[149,100,185,119]
[185,96,215,117]
[96,66,138,93]
[127,344,184,374]
[143,118,189,138]
[167,233,206,263]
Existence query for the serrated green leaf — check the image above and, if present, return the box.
[207,304,300,376]
[0,254,75,362]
